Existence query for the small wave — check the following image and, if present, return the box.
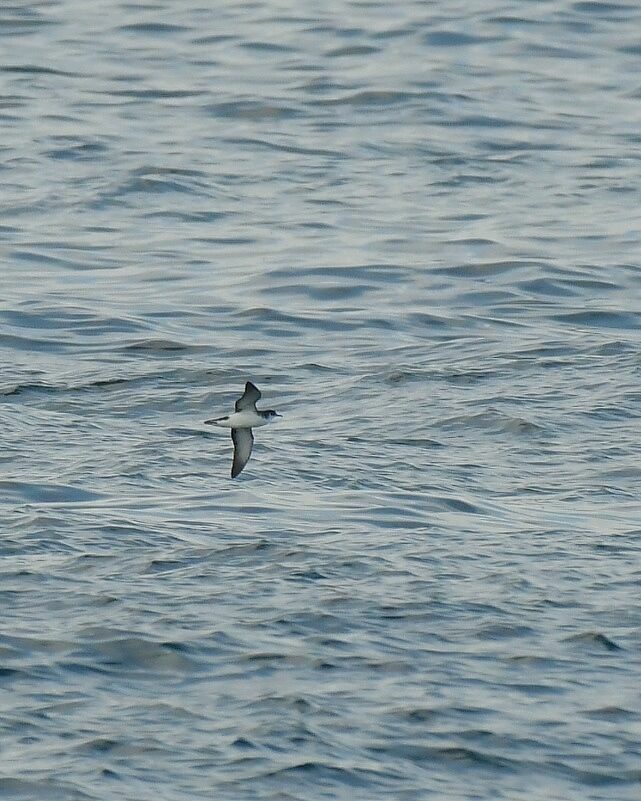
[117,22,190,35]
[121,338,193,352]
[116,166,210,196]
[44,139,109,161]
[0,778,91,801]
[204,100,301,120]
[239,40,297,53]
[434,260,545,278]
[0,481,105,504]
[326,45,381,57]
[437,410,545,436]
[552,310,641,330]
[69,634,198,674]
[316,89,424,107]
[584,705,637,720]
[563,632,622,651]
[2,64,74,76]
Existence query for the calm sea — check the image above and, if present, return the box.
[2,1,641,799]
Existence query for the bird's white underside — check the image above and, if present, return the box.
[212,411,269,428]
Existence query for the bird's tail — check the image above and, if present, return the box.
[204,416,228,426]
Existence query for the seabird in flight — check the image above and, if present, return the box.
[205,381,281,478]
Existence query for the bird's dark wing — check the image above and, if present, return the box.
[231,428,254,478]
[235,381,261,412]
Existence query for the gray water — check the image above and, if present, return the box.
[2,1,641,799]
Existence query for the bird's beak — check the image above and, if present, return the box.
[203,419,215,425]
[274,413,283,417]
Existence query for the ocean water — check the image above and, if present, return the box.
[2,1,641,799]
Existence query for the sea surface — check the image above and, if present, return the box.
[2,1,641,799]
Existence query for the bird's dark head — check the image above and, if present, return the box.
[265,410,282,420]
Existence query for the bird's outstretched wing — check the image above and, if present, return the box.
[235,381,261,412]
[231,428,254,478]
